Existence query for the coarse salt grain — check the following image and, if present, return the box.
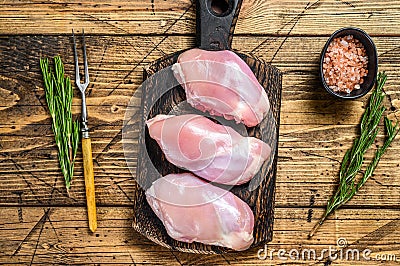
[323,35,368,93]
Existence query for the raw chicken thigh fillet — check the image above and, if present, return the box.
[146,114,271,185]
[146,173,254,251]
[172,48,270,127]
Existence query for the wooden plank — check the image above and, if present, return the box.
[0,207,399,264]
[2,0,400,36]
[1,139,400,207]
[0,111,399,207]
[1,35,400,103]
[1,35,399,133]
[1,134,399,206]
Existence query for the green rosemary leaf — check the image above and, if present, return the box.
[40,56,80,192]
[309,72,398,238]
[357,118,399,190]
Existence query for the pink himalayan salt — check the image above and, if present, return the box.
[323,35,368,94]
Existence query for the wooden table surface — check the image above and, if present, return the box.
[1,0,400,265]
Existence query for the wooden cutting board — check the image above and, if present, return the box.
[130,0,282,254]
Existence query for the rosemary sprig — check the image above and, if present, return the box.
[309,72,399,238]
[40,56,80,192]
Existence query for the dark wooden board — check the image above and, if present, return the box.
[127,0,283,254]
[129,48,282,253]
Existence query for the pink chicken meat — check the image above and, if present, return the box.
[146,173,254,250]
[146,114,271,185]
[172,48,270,127]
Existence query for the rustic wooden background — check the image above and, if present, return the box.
[1,0,400,265]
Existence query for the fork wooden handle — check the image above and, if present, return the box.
[82,137,97,232]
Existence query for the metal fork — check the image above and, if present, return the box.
[73,29,97,233]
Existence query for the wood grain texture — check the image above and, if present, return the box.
[1,0,400,264]
[1,207,399,265]
[2,0,400,35]
[81,137,97,233]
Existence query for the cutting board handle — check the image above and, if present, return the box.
[196,0,243,50]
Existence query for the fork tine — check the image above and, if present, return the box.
[82,29,89,86]
[72,29,81,87]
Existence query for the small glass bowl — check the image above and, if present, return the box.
[319,27,378,99]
